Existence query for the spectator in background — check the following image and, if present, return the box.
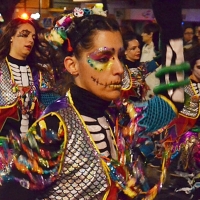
[140,22,161,99]
[183,24,200,75]
[140,22,160,62]
[183,24,196,50]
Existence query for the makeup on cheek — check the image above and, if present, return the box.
[87,47,115,71]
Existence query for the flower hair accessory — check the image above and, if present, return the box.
[45,5,107,51]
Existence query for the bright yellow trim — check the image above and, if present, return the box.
[0,100,18,109]
[39,71,42,88]
[67,89,113,197]
[158,94,178,115]
[29,111,68,174]
[67,89,102,155]
[101,159,111,199]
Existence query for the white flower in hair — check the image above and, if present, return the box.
[92,5,107,17]
[74,7,84,17]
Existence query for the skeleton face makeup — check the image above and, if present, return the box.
[71,31,125,101]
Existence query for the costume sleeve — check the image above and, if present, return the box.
[0,112,67,193]
[144,60,159,74]
[132,95,177,136]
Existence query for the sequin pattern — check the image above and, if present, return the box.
[0,60,17,106]
[37,103,108,199]
[180,84,199,118]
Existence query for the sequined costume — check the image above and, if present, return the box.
[164,78,200,145]
[121,59,159,101]
[160,78,200,165]
[0,56,60,138]
[0,84,178,200]
[155,78,200,197]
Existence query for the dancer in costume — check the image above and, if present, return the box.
[121,31,160,102]
[0,18,60,139]
[154,44,200,199]
[122,0,190,163]
[0,5,189,200]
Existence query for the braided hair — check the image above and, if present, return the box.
[62,14,121,58]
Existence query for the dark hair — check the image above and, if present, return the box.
[142,23,160,34]
[142,22,160,52]
[48,13,121,94]
[61,14,121,58]
[122,31,141,50]
[182,24,194,33]
[0,18,39,62]
[184,44,200,71]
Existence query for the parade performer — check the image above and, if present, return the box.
[121,31,160,102]
[0,18,60,139]
[157,45,200,198]
[0,4,188,200]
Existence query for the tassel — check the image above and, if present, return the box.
[66,38,73,52]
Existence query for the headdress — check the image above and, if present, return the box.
[45,6,107,51]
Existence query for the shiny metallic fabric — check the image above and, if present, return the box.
[0,60,17,106]
[37,100,109,199]
[180,84,199,118]
[121,64,132,91]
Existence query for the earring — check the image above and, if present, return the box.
[10,38,13,42]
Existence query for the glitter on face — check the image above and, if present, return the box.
[16,29,36,41]
[87,47,115,71]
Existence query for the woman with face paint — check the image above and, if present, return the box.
[121,31,161,102]
[0,18,41,140]
[0,18,60,138]
[0,18,61,199]
[0,5,188,200]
